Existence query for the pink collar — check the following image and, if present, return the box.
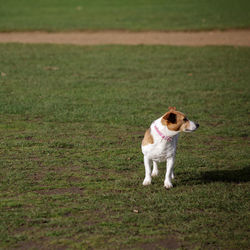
[154,125,172,142]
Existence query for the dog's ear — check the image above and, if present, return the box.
[163,112,177,124]
[168,106,176,111]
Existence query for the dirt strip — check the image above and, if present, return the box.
[0,30,250,46]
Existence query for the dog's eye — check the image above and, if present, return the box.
[183,118,188,122]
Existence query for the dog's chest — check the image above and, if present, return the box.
[154,140,175,161]
[142,138,177,162]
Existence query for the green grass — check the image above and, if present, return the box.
[0,0,250,31]
[0,44,249,249]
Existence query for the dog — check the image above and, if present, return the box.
[141,107,199,189]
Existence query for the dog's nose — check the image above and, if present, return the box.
[195,123,199,128]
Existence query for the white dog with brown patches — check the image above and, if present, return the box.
[141,107,199,189]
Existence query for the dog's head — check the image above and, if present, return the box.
[161,107,199,133]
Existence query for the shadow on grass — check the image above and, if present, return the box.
[201,167,250,183]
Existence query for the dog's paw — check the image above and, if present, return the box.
[151,169,159,177]
[143,178,152,186]
[164,181,173,189]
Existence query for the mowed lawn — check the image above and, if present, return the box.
[0,44,249,249]
[0,0,250,31]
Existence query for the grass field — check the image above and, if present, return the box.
[0,0,250,31]
[0,43,249,249]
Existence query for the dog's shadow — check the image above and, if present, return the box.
[200,166,250,184]
[177,167,250,185]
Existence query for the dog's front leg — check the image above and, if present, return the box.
[143,156,152,186]
[164,156,175,189]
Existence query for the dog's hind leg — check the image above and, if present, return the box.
[151,161,159,177]
[143,156,152,186]
[171,168,174,179]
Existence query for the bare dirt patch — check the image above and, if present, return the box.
[0,30,250,46]
[135,237,182,250]
[35,187,83,195]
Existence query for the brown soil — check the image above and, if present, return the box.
[0,30,250,46]
[35,187,83,195]
[135,237,182,250]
